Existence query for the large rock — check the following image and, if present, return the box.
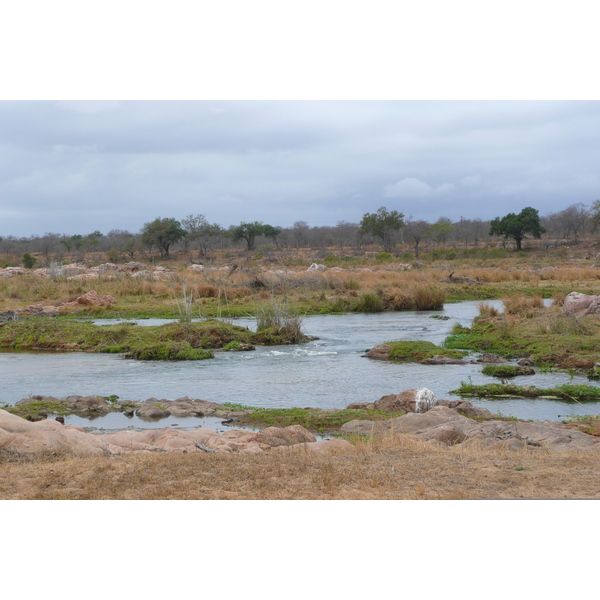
[477,353,507,364]
[250,425,316,447]
[562,292,600,317]
[373,388,438,414]
[135,397,228,419]
[340,406,600,452]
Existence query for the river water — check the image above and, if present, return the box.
[2,300,599,425]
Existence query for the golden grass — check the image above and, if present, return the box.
[2,431,600,499]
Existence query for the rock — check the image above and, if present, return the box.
[420,355,466,365]
[345,402,374,410]
[363,344,391,360]
[477,353,507,363]
[307,263,327,272]
[75,290,116,306]
[373,388,438,414]
[135,399,172,419]
[517,357,534,366]
[436,399,492,418]
[562,292,600,317]
[250,424,317,447]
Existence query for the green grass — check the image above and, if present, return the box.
[386,340,466,362]
[481,365,535,378]
[223,405,406,433]
[451,382,600,402]
[0,318,309,360]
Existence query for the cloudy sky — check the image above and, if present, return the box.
[1,100,599,237]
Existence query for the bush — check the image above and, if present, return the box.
[22,253,37,269]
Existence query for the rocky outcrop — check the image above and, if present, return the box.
[374,388,439,414]
[15,395,113,415]
[420,355,466,365]
[3,290,116,319]
[340,405,600,452]
[562,292,600,317]
[0,409,333,456]
[135,397,226,419]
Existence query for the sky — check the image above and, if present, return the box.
[2,99,599,238]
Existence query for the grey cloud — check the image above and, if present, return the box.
[1,100,600,236]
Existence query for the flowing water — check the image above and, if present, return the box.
[2,300,600,428]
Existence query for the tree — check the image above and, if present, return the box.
[359,206,405,252]
[428,217,454,246]
[22,253,37,269]
[489,206,546,251]
[181,214,226,259]
[231,221,267,251]
[590,200,600,232]
[404,219,430,258]
[141,217,185,257]
[261,224,282,249]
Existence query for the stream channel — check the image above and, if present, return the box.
[2,299,600,431]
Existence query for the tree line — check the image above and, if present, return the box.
[1,200,600,262]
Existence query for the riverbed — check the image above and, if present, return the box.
[2,300,599,426]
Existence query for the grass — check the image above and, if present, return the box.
[3,429,600,499]
[481,365,535,378]
[385,340,466,362]
[451,382,600,402]
[0,317,309,360]
[223,405,405,433]
[443,299,600,373]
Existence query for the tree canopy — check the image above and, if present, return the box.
[489,207,545,250]
[141,217,185,257]
[231,221,274,251]
[359,206,405,252]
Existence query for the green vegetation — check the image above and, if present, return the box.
[489,206,546,251]
[0,318,308,360]
[386,340,465,362]
[222,404,405,433]
[443,300,600,373]
[451,382,600,402]
[481,365,535,378]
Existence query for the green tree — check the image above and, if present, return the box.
[22,253,37,269]
[141,217,185,257]
[261,224,282,249]
[359,206,405,252]
[231,221,267,251]
[489,206,546,251]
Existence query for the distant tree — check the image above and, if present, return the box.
[261,224,282,249]
[404,219,431,258]
[590,200,600,232]
[182,214,226,259]
[489,207,546,251]
[141,217,185,257]
[359,206,405,252]
[231,221,268,251]
[428,217,454,246]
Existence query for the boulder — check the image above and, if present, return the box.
[420,355,466,365]
[250,424,316,447]
[373,388,438,414]
[363,344,391,360]
[477,353,506,363]
[436,398,492,418]
[562,292,600,317]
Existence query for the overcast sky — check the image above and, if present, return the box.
[1,100,599,237]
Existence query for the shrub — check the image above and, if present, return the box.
[22,253,37,269]
[481,365,535,378]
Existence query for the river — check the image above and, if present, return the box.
[2,300,599,426]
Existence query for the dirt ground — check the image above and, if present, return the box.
[3,431,600,500]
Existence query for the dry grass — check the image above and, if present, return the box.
[2,432,600,500]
